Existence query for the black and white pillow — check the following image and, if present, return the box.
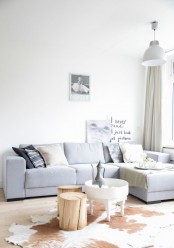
[25,149,46,168]
[108,143,123,163]
[12,145,35,169]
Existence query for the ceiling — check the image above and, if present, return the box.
[79,0,174,58]
[1,0,174,59]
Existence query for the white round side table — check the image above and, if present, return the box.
[85,178,129,221]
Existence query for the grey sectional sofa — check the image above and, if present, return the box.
[3,143,120,201]
[2,142,174,204]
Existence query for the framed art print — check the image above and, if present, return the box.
[86,120,111,143]
[69,73,90,101]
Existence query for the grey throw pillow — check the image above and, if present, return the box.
[102,143,113,163]
[108,143,123,163]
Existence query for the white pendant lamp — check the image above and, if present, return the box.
[142,21,166,67]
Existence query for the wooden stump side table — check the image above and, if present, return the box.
[57,185,82,216]
[59,192,87,231]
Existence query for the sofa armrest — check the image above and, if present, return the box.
[3,155,26,200]
[145,151,170,163]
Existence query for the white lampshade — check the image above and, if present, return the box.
[142,40,166,66]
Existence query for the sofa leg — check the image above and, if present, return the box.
[146,200,161,204]
[7,198,25,202]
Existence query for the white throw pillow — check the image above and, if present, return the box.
[36,144,69,166]
[119,143,145,163]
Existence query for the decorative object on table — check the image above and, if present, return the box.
[135,163,161,170]
[135,153,165,170]
[6,202,174,248]
[91,161,105,188]
[86,120,111,143]
[69,73,90,101]
[135,162,174,170]
[142,21,166,67]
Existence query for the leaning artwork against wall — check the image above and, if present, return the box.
[109,116,132,142]
[69,73,90,101]
[86,120,111,143]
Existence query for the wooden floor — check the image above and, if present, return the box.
[0,189,58,248]
[0,189,174,248]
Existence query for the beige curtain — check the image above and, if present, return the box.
[143,66,162,152]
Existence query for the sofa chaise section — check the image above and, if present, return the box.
[117,161,174,203]
[129,169,174,203]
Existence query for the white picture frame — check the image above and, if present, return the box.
[69,73,90,101]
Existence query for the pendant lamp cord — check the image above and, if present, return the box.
[152,21,157,41]
[154,28,155,41]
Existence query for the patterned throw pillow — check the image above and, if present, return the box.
[25,149,46,168]
[12,145,35,169]
[108,143,123,163]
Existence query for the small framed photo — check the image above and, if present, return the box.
[69,73,90,101]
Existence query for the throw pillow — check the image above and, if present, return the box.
[36,144,69,166]
[119,143,145,163]
[108,143,123,163]
[12,145,35,169]
[25,149,46,168]
[102,143,113,163]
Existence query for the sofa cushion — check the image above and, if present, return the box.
[108,143,123,163]
[12,145,35,169]
[25,166,76,189]
[64,142,105,164]
[36,144,68,166]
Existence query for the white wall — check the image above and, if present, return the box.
[0,0,145,187]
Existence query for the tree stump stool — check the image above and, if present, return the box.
[57,185,82,195]
[57,185,82,216]
[59,192,87,231]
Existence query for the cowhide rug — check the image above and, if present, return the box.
[6,202,174,248]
